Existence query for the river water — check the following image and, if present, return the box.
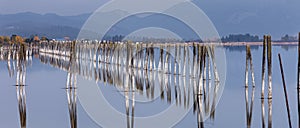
[0,44,298,128]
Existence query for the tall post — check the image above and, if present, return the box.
[267,35,272,128]
[261,35,267,128]
[278,54,292,128]
[267,35,272,99]
[261,35,267,98]
[193,43,197,77]
[144,43,149,70]
[182,44,187,76]
[245,45,255,128]
[151,43,155,70]
[298,32,300,128]
[158,45,163,72]
[174,44,178,75]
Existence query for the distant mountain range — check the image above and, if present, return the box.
[0,12,90,39]
[0,11,202,40]
[1,7,300,40]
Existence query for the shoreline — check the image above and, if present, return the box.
[220,42,299,46]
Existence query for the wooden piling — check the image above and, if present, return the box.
[138,43,142,69]
[261,35,267,98]
[245,45,255,127]
[174,44,178,74]
[158,45,163,72]
[151,44,155,70]
[245,45,250,127]
[193,43,197,77]
[261,35,267,128]
[278,54,292,128]
[178,45,182,75]
[298,32,300,128]
[245,46,250,88]
[165,46,170,74]
[203,47,207,103]
[249,46,256,125]
[206,47,212,115]
[267,35,272,128]
[182,45,187,76]
[267,35,272,99]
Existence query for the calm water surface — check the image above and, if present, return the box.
[0,44,298,128]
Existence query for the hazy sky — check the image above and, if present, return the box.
[0,0,109,15]
[1,0,299,39]
[1,0,299,15]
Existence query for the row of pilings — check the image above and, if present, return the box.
[6,32,300,127]
[244,32,300,128]
[72,41,220,78]
[33,32,300,127]
[38,40,222,127]
[0,44,30,128]
[1,43,78,128]
[244,35,273,128]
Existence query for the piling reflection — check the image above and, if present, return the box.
[124,69,135,128]
[245,39,273,128]
[66,41,77,128]
[244,45,255,128]
[65,71,77,128]
[1,44,32,128]
[37,41,223,127]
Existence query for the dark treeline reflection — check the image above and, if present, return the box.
[224,45,259,52]
[1,41,223,128]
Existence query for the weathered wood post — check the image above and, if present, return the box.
[149,43,154,71]
[158,45,163,72]
[193,43,197,77]
[102,41,106,63]
[165,45,171,74]
[178,44,182,74]
[206,45,212,115]
[151,43,155,70]
[261,35,267,128]
[245,46,249,88]
[137,42,141,69]
[187,43,191,77]
[245,45,255,127]
[261,35,267,98]
[174,44,178,75]
[144,43,149,70]
[267,35,272,99]
[267,35,272,128]
[278,54,292,128]
[298,32,300,128]
[196,45,201,80]
[182,44,187,76]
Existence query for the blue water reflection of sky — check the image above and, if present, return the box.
[0,45,299,127]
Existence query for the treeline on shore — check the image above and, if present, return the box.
[0,33,298,45]
[0,35,50,45]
